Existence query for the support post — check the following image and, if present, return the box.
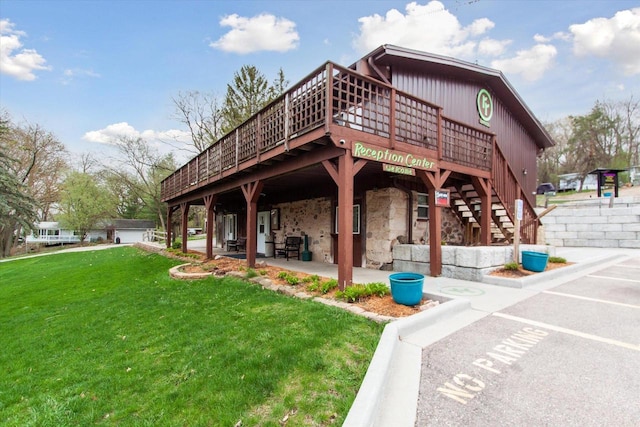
[241,181,264,268]
[337,150,354,290]
[166,205,179,248]
[166,206,173,248]
[180,202,190,253]
[204,194,217,259]
[417,169,451,277]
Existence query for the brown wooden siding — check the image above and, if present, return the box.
[392,70,539,204]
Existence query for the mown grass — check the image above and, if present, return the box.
[0,247,384,426]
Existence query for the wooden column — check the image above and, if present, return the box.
[472,176,492,245]
[322,153,367,291]
[180,202,190,253]
[166,206,175,248]
[241,180,264,268]
[337,151,354,290]
[417,169,450,277]
[204,194,217,259]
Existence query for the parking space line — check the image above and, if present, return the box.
[542,290,640,309]
[586,274,640,284]
[618,264,640,269]
[492,312,640,352]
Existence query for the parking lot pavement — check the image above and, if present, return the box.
[415,257,640,426]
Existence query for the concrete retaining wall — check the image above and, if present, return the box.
[392,244,555,281]
[542,203,640,248]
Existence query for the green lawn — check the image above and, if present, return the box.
[0,247,384,426]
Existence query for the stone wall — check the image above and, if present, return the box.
[542,203,640,248]
[365,188,408,268]
[273,197,333,262]
[272,187,467,268]
[393,244,555,281]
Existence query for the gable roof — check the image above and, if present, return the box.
[357,44,555,149]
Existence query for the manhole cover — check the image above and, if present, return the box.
[439,286,485,296]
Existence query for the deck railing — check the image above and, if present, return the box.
[161,62,537,242]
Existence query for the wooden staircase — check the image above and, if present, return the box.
[447,141,540,245]
[449,184,515,244]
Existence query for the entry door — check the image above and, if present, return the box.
[224,214,237,241]
[257,211,270,253]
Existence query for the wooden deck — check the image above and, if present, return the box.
[161,62,538,244]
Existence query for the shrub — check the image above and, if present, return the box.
[335,282,389,303]
[277,271,289,280]
[245,268,258,279]
[364,282,390,297]
[320,279,338,294]
[335,285,367,303]
[286,275,300,286]
[172,239,182,250]
[549,256,566,264]
[504,262,519,271]
[276,271,300,285]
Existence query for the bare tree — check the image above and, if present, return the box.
[540,118,573,185]
[172,91,225,155]
[6,121,68,221]
[617,96,640,168]
[103,136,176,231]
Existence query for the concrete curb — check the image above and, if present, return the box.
[168,263,213,280]
[343,297,470,427]
[481,254,620,288]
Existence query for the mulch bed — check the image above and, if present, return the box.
[489,261,572,278]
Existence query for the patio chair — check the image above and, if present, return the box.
[275,236,301,260]
[226,237,246,252]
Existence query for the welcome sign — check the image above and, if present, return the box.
[352,141,437,171]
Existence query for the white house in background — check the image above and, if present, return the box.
[557,173,598,192]
[27,219,156,245]
[26,222,105,245]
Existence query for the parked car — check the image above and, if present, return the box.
[536,182,556,195]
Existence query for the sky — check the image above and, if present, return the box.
[1,0,639,164]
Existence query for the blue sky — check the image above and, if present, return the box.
[1,0,639,163]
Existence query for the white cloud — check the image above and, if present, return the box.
[569,8,640,75]
[491,44,557,82]
[210,13,299,54]
[478,38,511,56]
[61,68,101,85]
[533,33,550,43]
[83,122,191,146]
[0,19,51,81]
[352,1,503,60]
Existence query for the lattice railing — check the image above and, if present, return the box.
[442,117,493,170]
[395,92,439,150]
[331,66,391,137]
[161,62,516,204]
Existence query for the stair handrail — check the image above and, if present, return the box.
[491,139,540,243]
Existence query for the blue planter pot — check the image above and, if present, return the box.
[521,251,549,272]
[389,272,424,306]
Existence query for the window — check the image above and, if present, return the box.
[417,193,428,220]
[335,204,360,234]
